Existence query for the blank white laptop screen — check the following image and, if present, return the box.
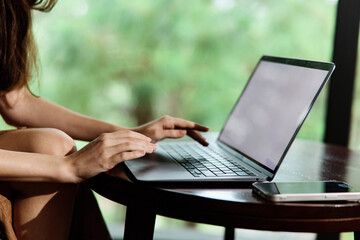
[219,60,329,171]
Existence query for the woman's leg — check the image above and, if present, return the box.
[0,128,77,240]
[69,182,112,240]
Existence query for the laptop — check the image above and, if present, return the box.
[124,55,335,184]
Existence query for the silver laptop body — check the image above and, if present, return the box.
[124,55,335,183]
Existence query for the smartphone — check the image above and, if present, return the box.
[252,181,360,202]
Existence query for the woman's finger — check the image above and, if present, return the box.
[115,150,147,162]
[163,129,187,139]
[104,142,155,167]
[98,137,156,149]
[108,141,156,156]
[169,117,209,132]
[101,130,152,142]
[163,128,208,146]
[192,123,210,132]
[187,129,209,146]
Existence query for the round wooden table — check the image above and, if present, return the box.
[88,139,360,240]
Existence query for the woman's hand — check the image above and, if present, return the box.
[132,115,210,146]
[64,130,156,182]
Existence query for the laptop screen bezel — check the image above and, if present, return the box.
[217,55,335,180]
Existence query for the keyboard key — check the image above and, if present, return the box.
[215,172,238,177]
[201,171,216,177]
[235,172,250,176]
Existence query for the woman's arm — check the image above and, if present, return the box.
[0,86,124,141]
[0,86,209,144]
[0,149,70,182]
[0,130,156,183]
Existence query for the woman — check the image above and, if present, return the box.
[0,0,209,239]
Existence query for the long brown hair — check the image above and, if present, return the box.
[0,0,57,94]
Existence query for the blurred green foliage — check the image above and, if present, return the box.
[30,0,336,139]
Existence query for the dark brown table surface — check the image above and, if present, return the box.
[88,138,360,240]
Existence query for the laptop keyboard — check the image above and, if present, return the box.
[161,142,256,178]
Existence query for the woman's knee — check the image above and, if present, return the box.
[31,128,77,156]
[0,128,77,156]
